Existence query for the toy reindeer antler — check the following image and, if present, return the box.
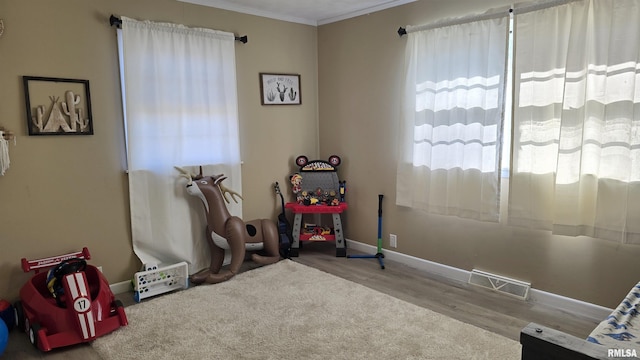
[175,166,207,182]
[175,166,196,185]
[212,174,243,204]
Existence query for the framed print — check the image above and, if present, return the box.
[259,73,301,105]
[23,76,94,135]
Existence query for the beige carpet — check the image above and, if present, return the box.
[92,260,521,359]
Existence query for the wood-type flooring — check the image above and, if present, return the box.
[4,242,598,359]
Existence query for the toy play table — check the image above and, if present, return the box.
[285,202,348,257]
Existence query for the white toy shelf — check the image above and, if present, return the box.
[133,262,189,302]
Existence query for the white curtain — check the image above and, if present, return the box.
[396,14,509,222]
[509,0,640,243]
[118,17,242,271]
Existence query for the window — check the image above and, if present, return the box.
[117,17,242,269]
[509,0,640,243]
[399,0,640,244]
[397,11,510,222]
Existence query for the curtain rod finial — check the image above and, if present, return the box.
[398,27,407,37]
[236,35,248,44]
[110,15,122,28]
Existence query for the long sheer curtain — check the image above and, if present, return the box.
[509,0,640,243]
[397,13,509,222]
[118,17,242,271]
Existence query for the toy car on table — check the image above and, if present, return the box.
[14,248,128,352]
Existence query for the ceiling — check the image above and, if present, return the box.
[177,0,416,26]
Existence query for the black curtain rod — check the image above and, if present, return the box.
[109,15,248,43]
[398,7,517,37]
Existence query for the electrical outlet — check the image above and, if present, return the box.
[389,234,397,248]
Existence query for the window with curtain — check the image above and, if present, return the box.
[509,0,640,244]
[117,17,242,271]
[398,0,640,245]
[396,11,509,222]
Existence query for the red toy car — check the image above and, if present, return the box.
[14,248,128,351]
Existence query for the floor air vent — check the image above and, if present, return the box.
[468,269,531,300]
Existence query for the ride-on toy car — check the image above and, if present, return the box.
[14,248,128,351]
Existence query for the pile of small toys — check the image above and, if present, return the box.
[290,155,346,206]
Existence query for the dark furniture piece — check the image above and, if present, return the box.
[521,281,640,359]
[521,323,621,360]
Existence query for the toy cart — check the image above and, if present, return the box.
[286,202,348,257]
[288,155,348,257]
[14,248,128,351]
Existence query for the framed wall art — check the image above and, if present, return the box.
[259,73,301,105]
[23,76,94,136]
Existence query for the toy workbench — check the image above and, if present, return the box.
[287,155,347,257]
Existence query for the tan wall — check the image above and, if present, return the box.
[2,0,638,309]
[318,0,640,309]
[0,0,318,300]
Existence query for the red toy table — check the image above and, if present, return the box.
[285,202,348,257]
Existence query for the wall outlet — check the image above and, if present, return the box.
[389,234,397,248]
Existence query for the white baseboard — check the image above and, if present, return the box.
[110,280,133,295]
[111,240,613,322]
[527,288,612,323]
[346,239,612,323]
[110,254,233,296]
[346,239,470,284]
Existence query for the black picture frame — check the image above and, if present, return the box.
[23,76,93,136]
[259,73,301,105]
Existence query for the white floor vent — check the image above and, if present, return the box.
[468,269,531,300]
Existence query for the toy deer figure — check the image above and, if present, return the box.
[177,167,280,284]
